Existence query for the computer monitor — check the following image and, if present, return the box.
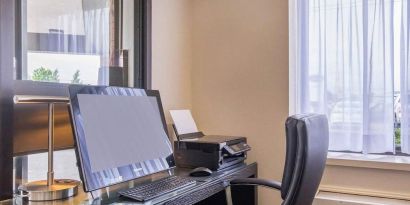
[68,85,175,192]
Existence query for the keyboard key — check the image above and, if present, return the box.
[119,176,196,202]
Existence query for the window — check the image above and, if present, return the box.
[291,0,409,155]
[18,0,111,85]
[11,0,151,192]
[15,0,150,87]
[26,150,80,182]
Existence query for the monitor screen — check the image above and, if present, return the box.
[69,85,175,192]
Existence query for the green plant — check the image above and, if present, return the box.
[71,70,82,84]
[31,67,60,82]
[395,128,401,146]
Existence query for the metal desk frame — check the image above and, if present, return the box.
[1,163,257,205]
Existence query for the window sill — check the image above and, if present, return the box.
[327,152,410,172]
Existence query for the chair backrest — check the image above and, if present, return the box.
[281,114,329,205]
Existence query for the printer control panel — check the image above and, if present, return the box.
[223,142,251,155]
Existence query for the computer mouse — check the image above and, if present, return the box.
[189,167,212,177]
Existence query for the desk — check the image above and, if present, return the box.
[1,163,257,205]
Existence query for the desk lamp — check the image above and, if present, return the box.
[14,95,81,201]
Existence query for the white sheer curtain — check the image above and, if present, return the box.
[291,0,400,153]
[400,0,410,154]
[55,0,110,85]
[83,7,110,85]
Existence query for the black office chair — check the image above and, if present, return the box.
[228,114,329,205]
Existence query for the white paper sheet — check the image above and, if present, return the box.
[169,110,199,135]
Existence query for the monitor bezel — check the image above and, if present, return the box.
[68,85,175,192]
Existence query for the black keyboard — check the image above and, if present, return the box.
[119,176,196,202]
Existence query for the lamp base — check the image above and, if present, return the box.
[18,179,81,201]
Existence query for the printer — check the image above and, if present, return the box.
[170,110,251,171]
[173,132,251,171]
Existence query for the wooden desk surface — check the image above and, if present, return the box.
[0,163,257,205]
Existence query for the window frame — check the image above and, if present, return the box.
[0,0,16,201]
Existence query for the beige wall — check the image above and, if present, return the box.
[191,0,289,204]
[151,0,193,123]
[152,0,289,204]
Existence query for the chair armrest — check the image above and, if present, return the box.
[229,178,282,190]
